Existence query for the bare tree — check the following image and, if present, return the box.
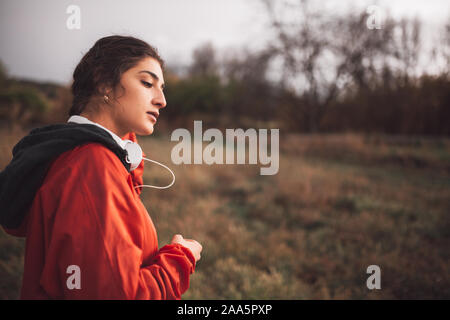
[261,0,398,132]
[222,48,275,121]
[438,20,450,77]
[395,17,422,83]
[262,0,332,132]
[189,42,219,77]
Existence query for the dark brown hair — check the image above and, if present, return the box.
[69,35,164,116]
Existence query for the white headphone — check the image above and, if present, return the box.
[67,115,175,190]
[123,139,175,190]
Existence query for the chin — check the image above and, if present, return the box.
[136,124,154,136]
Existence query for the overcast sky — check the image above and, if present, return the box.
[0,0,448,85]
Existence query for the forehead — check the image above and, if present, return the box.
[131,56,164,81]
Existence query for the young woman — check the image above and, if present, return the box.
[0,35,202,299]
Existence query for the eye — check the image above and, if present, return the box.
[141,80,153,88]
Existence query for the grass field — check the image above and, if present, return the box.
[1,129,449,299]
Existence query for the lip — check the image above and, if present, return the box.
[146,111,159,122]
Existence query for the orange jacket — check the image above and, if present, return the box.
[6,132,195,299]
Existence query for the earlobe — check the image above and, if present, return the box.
[98,84,113,98]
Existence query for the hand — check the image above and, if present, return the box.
[171,234,202,263]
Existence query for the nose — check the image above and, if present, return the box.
[152,90,167,109]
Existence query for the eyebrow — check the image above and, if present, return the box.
[139,70,165,89]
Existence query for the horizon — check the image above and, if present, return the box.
[0,0,449,86]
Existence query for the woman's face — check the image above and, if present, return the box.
[109,56,166,136]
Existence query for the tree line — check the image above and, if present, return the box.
[0,0,449,135]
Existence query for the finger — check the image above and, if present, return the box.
[185,239,202,246]
[172,234,183,242]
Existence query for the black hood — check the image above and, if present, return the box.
[0,122,131,229]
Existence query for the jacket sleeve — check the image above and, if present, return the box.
[38,143,195,299]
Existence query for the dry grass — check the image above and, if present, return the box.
[1,129,449,299]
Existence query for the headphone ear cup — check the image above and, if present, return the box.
[123,140,143,171]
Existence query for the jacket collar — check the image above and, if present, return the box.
[67,115,127,149]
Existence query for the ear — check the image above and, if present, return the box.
[97,82,114,97]
[99,86,111,97]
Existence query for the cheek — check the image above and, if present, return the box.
[125,85,145,103]
[118,85,148,117]
[130,87,150,111]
